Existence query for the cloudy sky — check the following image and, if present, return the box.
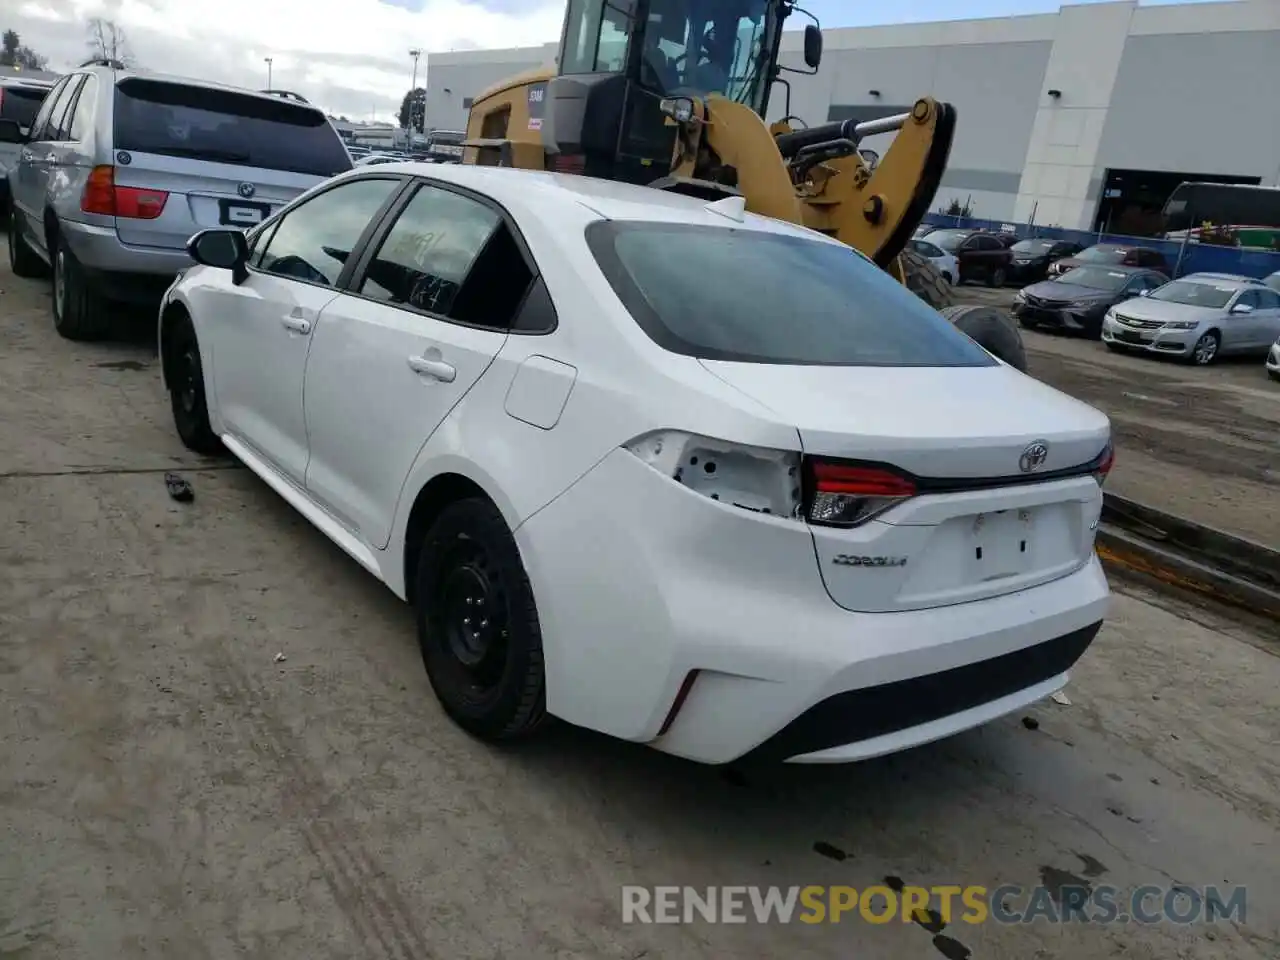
[4,0,1216,122]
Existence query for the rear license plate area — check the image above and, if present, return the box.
[218,198,270,227]
[968,510,1033,581]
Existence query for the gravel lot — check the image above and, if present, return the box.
[1,251,1278,959]
[956,286,1280,549]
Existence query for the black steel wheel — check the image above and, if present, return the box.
[415,498,547,741]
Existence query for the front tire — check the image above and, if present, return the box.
[1189,330,1220,366]
[415,498,547,742]
[7,206,47,279]
[988,265,1008,288]
[167,314,222,454]
[52,234,112,341]
[897,247,954,311]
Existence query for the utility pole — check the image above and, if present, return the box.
[408,48,422,136]
[264,56,273,88]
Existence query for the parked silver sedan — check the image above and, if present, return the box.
[1100,273,1280,365]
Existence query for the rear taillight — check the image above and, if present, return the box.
[804,458,917,527]
[81,165,169,219]
[1093,442,1115,487]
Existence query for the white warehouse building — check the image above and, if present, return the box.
[422,0,1280,233]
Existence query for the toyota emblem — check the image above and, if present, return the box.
[237,182,256,199]
[1019,440,1050,473]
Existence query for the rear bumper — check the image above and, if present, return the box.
[60,218,191,304]
[516,447,1111,765]
[1266,344,1280,375]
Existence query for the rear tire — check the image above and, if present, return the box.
[415,498,548,742]
[52,234,112,341]
[940,304,1028,372]
[166,314,222,455]
[7,206,47,279]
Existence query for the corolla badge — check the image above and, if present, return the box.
[237,182,256,199]
[1019,440,1050,473]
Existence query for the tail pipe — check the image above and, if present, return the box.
[773,112,911,159]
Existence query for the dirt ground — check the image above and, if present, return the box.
[1,250,1279,959]
[956,287,1280,549]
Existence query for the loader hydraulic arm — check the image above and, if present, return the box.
[783,97,956,269]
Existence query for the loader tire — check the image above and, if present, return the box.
[940,304,1028,373]
[897,247,954,311]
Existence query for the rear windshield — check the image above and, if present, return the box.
[586,221,997,367]
[0,84,49,131]
[112,78,353,177]
[1076,245,1125,262]
[922,230,968,253]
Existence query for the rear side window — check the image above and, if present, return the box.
[586,222,997,367]
[0,84,50,131]
[112,78,353,177]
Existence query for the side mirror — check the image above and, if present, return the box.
[1230,302,1254,314]
[187,228,249,283]
[1138,288,1150,297]
[0,118,27,145]
[803,24,823,70]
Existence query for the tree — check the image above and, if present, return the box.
[86,17,134,67]
[398,87,426,131]
[0,29,49,70]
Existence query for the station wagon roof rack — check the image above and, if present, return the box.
[79,57,128,69]
[260,89,310,103]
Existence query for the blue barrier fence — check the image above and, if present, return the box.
[920,214,1280,281]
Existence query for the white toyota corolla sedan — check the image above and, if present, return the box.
[158,163,1113,765]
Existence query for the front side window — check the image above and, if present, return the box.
[587,221,997,367]
[112,78,353,177]
[256,178,399,286]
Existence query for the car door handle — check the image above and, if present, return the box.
[407,356,456,382]
[281,315,312,335]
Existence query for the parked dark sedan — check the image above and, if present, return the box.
[921,229,1014,287]
[1007,238,1083,283]
[1012,265,1169,338]
[1047,243,1169,280]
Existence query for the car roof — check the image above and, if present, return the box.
[360,163,842,241]
[86,63,326,112]
[1184,272,1261,284]
[1177,273,1257,290]
[1069,263,1147,274]
[0,76,54,89]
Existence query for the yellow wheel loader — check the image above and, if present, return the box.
[460,0,1026,370]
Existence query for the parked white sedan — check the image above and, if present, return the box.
[158,164,1112,765]
[909,237,959,284]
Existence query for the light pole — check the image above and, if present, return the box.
[408,48,422,136]
[264,56,273,89]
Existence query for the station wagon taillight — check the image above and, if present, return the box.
[81,165,169,219]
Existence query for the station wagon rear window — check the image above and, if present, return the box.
[586,221,997,367]
[112,78,352,177]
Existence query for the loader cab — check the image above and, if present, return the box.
[546,0,787,183]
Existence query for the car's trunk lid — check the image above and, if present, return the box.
[700,360,1110,613]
